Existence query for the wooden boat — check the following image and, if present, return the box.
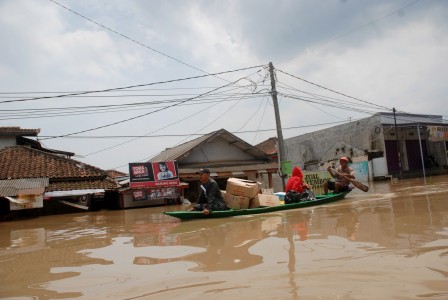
[164,191,349,220]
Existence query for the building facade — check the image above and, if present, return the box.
[283,112,448,180]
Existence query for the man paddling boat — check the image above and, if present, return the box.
[323,157,355,194]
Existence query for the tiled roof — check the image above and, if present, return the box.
[255,137,278,155]
[106,169,128,178]
[0,126,40,136]
[47,179,118,192]
[0,146,107,180]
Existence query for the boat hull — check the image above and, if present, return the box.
[164,192,349,220]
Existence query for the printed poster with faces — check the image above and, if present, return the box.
[129,161,179,188]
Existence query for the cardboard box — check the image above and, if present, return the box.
[261,188,274,194]
[226,178,260,198]
[250,193,280,208]
[222,190,250,210]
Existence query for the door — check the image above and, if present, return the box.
[385,140,400,174]
[405,140,427,171]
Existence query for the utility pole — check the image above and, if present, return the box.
[393,108,403,179]
[269,62,287,190]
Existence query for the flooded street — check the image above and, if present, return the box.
[1,176,448,300]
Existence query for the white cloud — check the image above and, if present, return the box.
[0,0,447,171]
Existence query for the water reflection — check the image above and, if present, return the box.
[0,176,448,299]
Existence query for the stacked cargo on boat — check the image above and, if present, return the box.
[222,178,280,209]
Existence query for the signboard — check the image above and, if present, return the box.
[303,171,332,195]
[9,195,44,211]
[427,126,448,142]
[303,161,369,194]
[350,161,369,183]
[129,161,180,188]
[281,161,292,175]
[132,189,147,201]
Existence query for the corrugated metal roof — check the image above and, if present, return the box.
[149,131,215,162]
[180,162,279,175]
[149,129,271,162]
[0,177,49,197]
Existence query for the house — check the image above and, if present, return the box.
[0,127,119,218]
[255,137,278,162]
[106,169,128,182]
[0,126,74,157]
[148,129,280,203]
[283,112,448,180]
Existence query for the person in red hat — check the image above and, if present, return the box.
[285,166,310,193]
[323,157,355,194]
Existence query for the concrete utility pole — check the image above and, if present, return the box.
[268,62,287,190]
[393,107,403,179]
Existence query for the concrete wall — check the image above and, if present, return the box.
[282,113,448,179]
[284,115,382,171]
[0,137,17,150]
[183,137,254,164]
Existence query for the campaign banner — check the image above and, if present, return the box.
[132,189,147,201]
[303,161,369,194]
[303,171,332,195]
[129,161,179,188]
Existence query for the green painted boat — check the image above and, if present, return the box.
[164,191,350,220]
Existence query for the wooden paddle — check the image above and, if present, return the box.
[329,168,369,192]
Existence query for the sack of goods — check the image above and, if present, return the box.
[284,190,316,204]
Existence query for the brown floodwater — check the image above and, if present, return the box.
[1,175,448,300]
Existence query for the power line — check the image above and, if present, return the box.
[39,75,263,140]
[276,68,390,110]
[84,85,266,156]
[36,120,351,139]
[276,69,447,123]
[169,84,254,148]
[0,86,237,94]
[48,0,214,76]
[0,65,264,104]
[276,81,386,112]
[282,93,385,116]
[0,92,264,120]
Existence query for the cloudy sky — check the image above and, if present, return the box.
[1,0,447,172]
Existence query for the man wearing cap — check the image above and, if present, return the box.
[323,157,355,194]
[190,168,229,215]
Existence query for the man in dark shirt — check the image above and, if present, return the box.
[191,168,229,215]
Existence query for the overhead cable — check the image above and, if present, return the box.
[39,75,263,140]
[0,65,264,104]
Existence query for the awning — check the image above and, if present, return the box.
[231,171,245,176]
[44,189,105,198]
[6,195,36,204]
[5,194,44,210]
